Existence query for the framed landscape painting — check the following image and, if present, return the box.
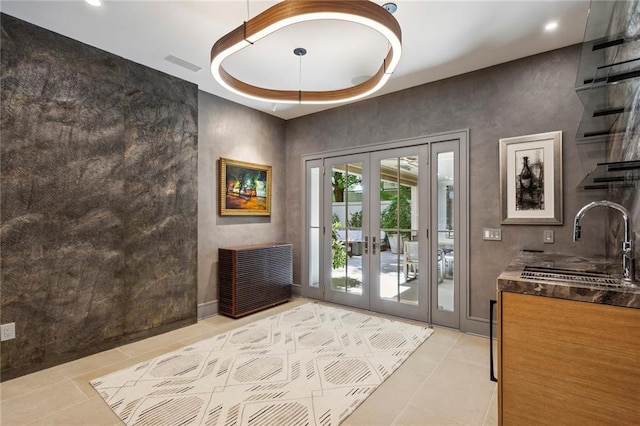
[499,131,562,225]
[219,158,272,216]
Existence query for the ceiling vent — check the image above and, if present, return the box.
[164,55,202,72]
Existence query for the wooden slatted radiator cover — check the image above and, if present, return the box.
[218,243,293,318]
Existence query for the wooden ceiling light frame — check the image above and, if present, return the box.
[210,0,402,105]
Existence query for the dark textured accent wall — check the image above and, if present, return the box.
[0,14,198,380]
[284,45,607,329]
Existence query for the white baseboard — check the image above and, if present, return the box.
[198,300,218,319]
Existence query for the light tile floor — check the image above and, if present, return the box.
[0,298,498,425]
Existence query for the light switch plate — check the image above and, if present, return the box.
[483,228,502,241]
[543,230,554,244]
[1,322,15,341]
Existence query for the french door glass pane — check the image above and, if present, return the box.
[331,162,363,294]
[437,152,454,311]
[309,167,320,287]
[378,156,419,305]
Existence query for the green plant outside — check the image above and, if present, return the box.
[347,211,362,228]
[380,185,412,235]
[331,219,347,269]
[332,171,361,202]
[331,174,412,269]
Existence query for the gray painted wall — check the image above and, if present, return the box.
[197,91,287,317]
[284,45,607,326]
[1,14,198,380]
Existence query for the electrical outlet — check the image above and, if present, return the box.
[483,228,502,241]
[543,230,554,244]
[1,322,16,341]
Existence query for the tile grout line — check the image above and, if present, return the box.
[1,380,61,404]
[70,377,90,401]
[114,347,131,359]
[390,332,462,425]
[25,395,114,426]
[439,334,497,425]
[71,350,138,389]
[1,347,138,404]
[2,368,92,404]
[17,379,89,426]
[482,383,498,425]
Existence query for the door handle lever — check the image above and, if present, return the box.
[372,236,377,255]
[364,236,369,254]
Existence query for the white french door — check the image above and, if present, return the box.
[303,137,463,327]
[322,154,371,310]
[368,146,428,321]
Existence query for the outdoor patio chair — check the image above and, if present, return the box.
[403,240,419,280]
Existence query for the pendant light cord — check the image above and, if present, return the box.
[298,53,303,93]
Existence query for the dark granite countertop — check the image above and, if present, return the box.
[497,251,640,309]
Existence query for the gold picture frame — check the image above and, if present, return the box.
[219,158,272,216]
[499,131,563,225]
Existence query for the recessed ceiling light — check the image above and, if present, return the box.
[383,3,398,14]
[545,21,558,31]
[85,0,102,6]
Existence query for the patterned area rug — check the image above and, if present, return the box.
[92,302,433,425]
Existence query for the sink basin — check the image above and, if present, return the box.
[520,266,624,287]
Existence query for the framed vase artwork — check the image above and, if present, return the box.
[219,158,272,216]
[499,131,563,225]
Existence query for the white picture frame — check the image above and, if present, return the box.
[499,131,563,225]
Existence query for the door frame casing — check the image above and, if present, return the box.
[300,129,479,333]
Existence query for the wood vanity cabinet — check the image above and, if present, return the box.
[218,243,292,318]
[497,292,640,425]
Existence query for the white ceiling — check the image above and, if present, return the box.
[0,0,591,120]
